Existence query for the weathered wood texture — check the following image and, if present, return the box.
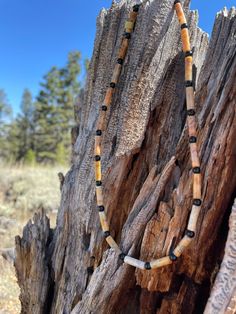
[15,1,236,313]
[205,199,236,314]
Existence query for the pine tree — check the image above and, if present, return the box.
[35,66,61,163]
[0,89,12,161]
[0,89,11,120]
[17,89,35,160]
[34,51,81,164]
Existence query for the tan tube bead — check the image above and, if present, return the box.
[96,111,106,131]
[104,88,114,106]
[106,236,122,253]
[111,64,122,84]
[181,29,191,52]
[173,236,192,257]
[96,186,103,206]
[118,38,129,60]
[94,160,102,181]
[125,20,134,33]
[187,205,201,231]
[190,143,200,168]
[124,256,146,270]
[185,56,193,81]
[175,3,187,25]
[193,173,202,199]
[99,211,109,231]
[94,137,101,156]
[186,87,195,110]
[187,116,197,137]
[150,256,173,269]
[129,11,138,22]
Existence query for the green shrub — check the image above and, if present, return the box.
[24,149,36,166]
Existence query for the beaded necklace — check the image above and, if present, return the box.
[94,1,202,270]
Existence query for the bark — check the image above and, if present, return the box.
[15,1,236,313]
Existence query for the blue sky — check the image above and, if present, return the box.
[0,0,235,114]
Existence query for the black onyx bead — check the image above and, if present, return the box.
[187,109,196,116]
[193,167,201,174]
[96,181,102,186]
[119,253,126,261]
[186,80,193,87]
[87,266,94,274]
[185,230,195,238]
[181,23,188,29]
[124,32,131,39]
[104,231,110,238]
[94,155,101,161]
[102,105,107,111]
[110,82,116,88]
[144,262,152,270]
[98,205,105,212]
[185,50,193,57]
[169,252,178,261]
[96,129,102,136]
[189,136,197,143]
[117,58,123,65]
[133,4,140,12]
[193,199,202,206]
[174,0,181,4]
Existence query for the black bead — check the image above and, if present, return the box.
[187,109,196,116]
[181,23,188,29]
[94,155,101,161]
[102,105,107,111]
[185,80,193,87]
[169,252,178,261]
[87,266,94,274]
[185,50,193,57]
[104,231,110,238]
[124,32,131,39]
[96,181,102,186]
[110,82,116,88]
[133,4,140,12]
[117,58,123,65]
[193,167,201,174]
[96,129,102,136]
[98,205,105,212]
[193,199,202,206]
[189,136,197,143]
[119,253,126,261]
[185,230,195,238]
[144,262,152,270]
[174,0,181,4]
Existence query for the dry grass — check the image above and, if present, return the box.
[0,165,65,217]
[0,256,20,314]
[0,164,68,313]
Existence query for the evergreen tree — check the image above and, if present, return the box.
[17,89,35,160]
[0,89,36,163]
[0,51,83,164]
[35,67,61,162]
[35,51,81,163]
[0,89,12,120]
[0,89,12,161]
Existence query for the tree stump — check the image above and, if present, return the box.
[15,1,236,313]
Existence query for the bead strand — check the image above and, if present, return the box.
[93,1,202,270]
[94,4,140,255]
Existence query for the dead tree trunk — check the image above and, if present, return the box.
[15,1,236,313]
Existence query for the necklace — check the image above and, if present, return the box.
[94,1,202,270]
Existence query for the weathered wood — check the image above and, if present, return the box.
[204,199,236,314]
[15,210,53,314]
[15,1,236,314]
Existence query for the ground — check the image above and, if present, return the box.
[0,164,68,314]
